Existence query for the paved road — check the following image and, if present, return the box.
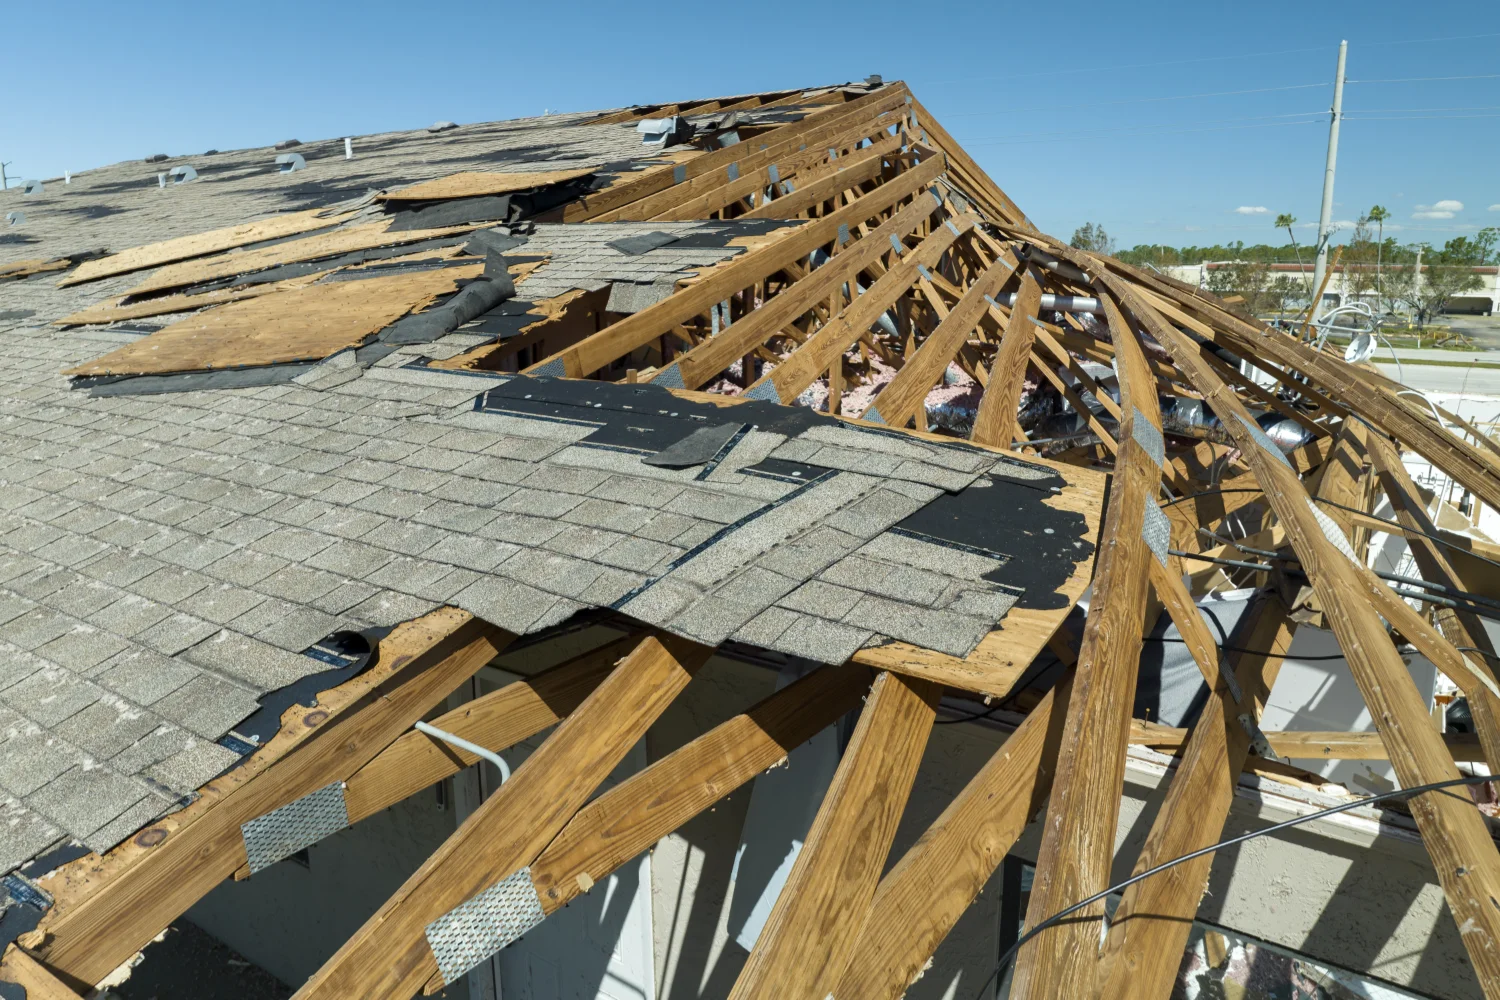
[1441,314,1500,349]
[1375,362,1500,395]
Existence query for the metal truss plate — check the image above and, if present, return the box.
[1130,408,1164,468]
[425,866,546,986]
[1142,496,1171,566]
[240,781,348,874]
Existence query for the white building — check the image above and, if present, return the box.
[1164,261,1500,316]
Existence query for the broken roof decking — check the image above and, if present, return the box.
[5,77,1500,1000]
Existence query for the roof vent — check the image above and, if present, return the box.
[275,153,306,174]
[169,165,198,184]
[429,121,459,133]
[275,139,302,150]
[865,74,883,86]
[5,212,24,226]
[144,153,168,163]
[21,180,43,195]
[204,149,220,155]
[638,116,693,148]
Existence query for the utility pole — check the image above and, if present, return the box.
[0,162,10,191]
[1310,40,1348,321]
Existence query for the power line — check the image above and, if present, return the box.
[1343,113,1500,122]
[963,118,1324,147]
[961,111,1326,144]
[920,45,1330,87]
[1348,73,1500,84]
[944,82,1330,119]
[1344,105,1500,113]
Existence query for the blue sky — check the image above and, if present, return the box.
[6,0,1497,249]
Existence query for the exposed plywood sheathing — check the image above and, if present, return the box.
[59,207,346,286]
[64,264,483,376]
[376,168,598,201]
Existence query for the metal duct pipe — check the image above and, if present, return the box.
[1020,247,1092,285]
[990,291,1101,314]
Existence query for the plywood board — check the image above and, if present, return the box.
[124,220,476,297]
[56,245,474,327]
[377,168,598,202]
[65,263,482,376]
[59,208,344,286]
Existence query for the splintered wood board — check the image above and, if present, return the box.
[123,220,477,297]
[2,259,69,281]
[59,208,345,287]
[377,168,598,202]
[56,245,473,327]
[65,263,483,377]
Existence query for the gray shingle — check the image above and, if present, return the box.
[33,624,130,673]
[145,740,239,793]
[134,612,221,656]
[3,666,103,727]
[0,729,83,796]
[497,550,605,600]
[452,576,565,634]
[754,525,864,580]
[44,576,127,618]
[85,792,172,853]
[130,565,213,605]
[111,725,196,775]
[87,594,173,638]
[52,696,161,759]
[177,582,269,625]
[367,557,479,602]
[97,647,198,705]
[305,539,397,578]
[256,564,343,604]
[151,675,262,738]
[184,628,322,689]
[0,607,80,650]
[842,593,993,658]
[27,764,147,841]
[204,547,288,587]
[731,606,800,648]
[857,532,1007,581]
[778,580,864,619]
[348,590,441,628]
[422,535,521,572]
[0,796,61,873]
[766,615,873,664]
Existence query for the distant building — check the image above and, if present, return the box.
[1165,261,1499,315]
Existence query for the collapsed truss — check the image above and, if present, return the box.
[8,80,1500,1000]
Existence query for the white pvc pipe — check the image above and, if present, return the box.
[344,137,354,160]
[414,720,512,783]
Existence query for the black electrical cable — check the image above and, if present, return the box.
[1169,548,1500,619]
[1161,489,1500,574]
[1142,636,1352,662]
[973,774,1497,998]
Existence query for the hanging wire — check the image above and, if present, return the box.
[972,774,1498,999]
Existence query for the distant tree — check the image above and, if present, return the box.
[1206,259,1273,317]
[1366,204,1390,303]
[1070,222,1115,256]
[1343,219,1379,304]
[1267,274,1302,317]
[1384,234,1487,330]
[1275,213,1309,294]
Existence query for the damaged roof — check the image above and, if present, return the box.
[5,77,1500,1000]
[0,80,1098,872]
